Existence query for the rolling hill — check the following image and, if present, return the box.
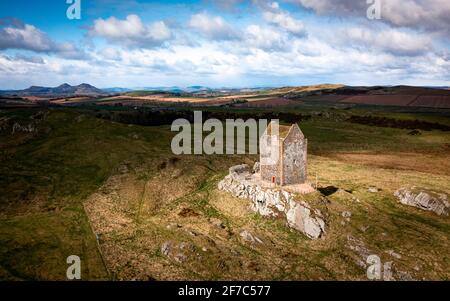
[0,83,108,97]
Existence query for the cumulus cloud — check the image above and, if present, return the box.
[244,24,290,50]
[90,14,172,48]
[258,1,307,37]
[189,13,240,40]
[1,3,449,88]
[291,0,450,37]
[341,26,433,56]
[4,54,45,64]
[0,18,87,59]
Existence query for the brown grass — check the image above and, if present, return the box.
[329,152,450,176]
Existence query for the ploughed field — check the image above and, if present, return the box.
[0,106,449,280]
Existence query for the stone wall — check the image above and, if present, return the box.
[218,164,326,239]
[282,129,307,185]
[260,134,280,184]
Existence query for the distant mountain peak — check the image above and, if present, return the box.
[1,83,108,97]
[78,83,93,87]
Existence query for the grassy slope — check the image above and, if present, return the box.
[0,107,449,280]
[0,109,172,280]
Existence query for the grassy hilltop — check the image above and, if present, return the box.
[0,104,449,280]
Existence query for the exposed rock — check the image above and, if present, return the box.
[160,241,194,263]
[352,197,361,203]
[342,211,352,218]
[253,162,260,173]
[209,217,226,229]
[386,250,402,259]
[346,235,372,268]
[161,241,172,256]
[240,230,263,244]
[229,164,250,175]
[286,200,325,239]
[187,230,198,237]
[218,165,326,239]
[394,187,449,216]
[368,187,380,193]
[342,211,352,223]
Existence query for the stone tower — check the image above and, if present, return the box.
[260,122,307,186]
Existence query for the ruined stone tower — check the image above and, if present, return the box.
[260,122,307,186]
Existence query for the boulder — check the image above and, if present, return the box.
[229,164,250,175]
[286,200,326,239]
[394,187,449,216]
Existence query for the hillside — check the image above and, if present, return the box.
[0,107,449,280]
[0,83,108,97]
[269,85,450,109]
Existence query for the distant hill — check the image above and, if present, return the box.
[275,85,450,109]
[0,83,108,97]
[102,87,133,93]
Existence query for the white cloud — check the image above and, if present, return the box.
[90,14,172,48]
[1,4,449,89]
[0,18,87,60]
[244,24,289,51]
[292,0,450,37]
[2,33,449,89]
[341,26,433,56]
[261,1,306,37]
[189,13,240,40]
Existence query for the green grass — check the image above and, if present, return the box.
[0,106,449,280]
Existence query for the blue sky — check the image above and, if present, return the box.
[0,0,449,89]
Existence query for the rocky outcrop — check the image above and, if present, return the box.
[161,241,195,263]
[218,165,326,239]
[395,187,449,216]
[285,200,326,239]
[240,230,263,244]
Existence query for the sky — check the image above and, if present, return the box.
[0,0,449,89]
